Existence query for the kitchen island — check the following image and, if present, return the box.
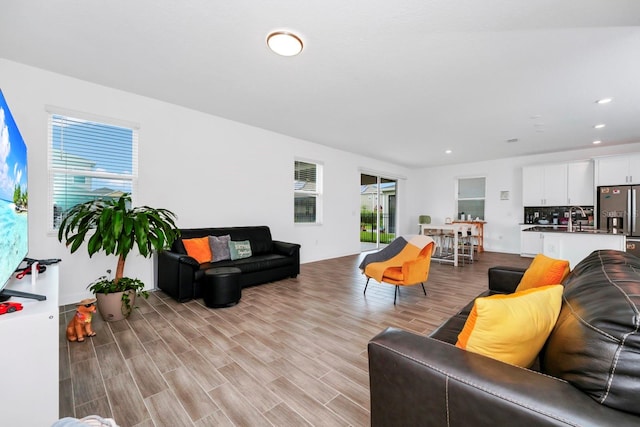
[521,226,626,268]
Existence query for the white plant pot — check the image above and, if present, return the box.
[95,290,136,322]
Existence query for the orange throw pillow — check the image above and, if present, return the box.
[516,254,570,292]
[182,237,212,264]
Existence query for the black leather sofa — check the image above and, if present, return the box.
[157,226,300,302]
[368,250,640,426]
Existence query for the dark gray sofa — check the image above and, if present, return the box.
[157,226,300,302]
[368,250,640,426]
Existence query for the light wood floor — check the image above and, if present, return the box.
[59,251,532,427]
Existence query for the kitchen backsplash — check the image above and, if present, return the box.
[523,206,594,225]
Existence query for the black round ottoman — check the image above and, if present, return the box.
[203,267,242,308]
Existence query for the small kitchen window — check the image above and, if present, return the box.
[457,177,485,220]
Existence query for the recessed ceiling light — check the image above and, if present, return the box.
[267,31,303,56]
[445,149,452,154]
[593,124,606,129]
[593,140,602,144]
[596,98,613,104]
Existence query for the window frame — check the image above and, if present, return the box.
[456,176,486,220]
[294,159,323,225]
[47,107,139,232]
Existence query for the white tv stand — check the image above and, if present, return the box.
[0,265,59,425]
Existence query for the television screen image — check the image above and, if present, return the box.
[0,89,28,294]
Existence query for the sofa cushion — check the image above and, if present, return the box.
[542,250,640,415]
[229,240,252,260]
[515,253,570,292]
[196,254,294,282]
[456,285,563,367]
[209,235,231,262]
[182,237,212,263]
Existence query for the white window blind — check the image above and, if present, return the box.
[294,160,322,224]
[48,113,138,229]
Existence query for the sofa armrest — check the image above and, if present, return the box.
[273,240,301,257]
[488,266,526,294]
[157,250,200,301]
[273,240,301,278]
[368,327,637,427]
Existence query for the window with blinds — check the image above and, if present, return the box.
[294,160,322,223]
[48,113,138,229]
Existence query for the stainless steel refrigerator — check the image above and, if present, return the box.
[597,185,640,258]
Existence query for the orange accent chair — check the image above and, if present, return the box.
[364,241,436,304]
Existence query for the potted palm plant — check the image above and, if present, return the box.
[58,193,179,321]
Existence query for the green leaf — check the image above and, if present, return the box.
[87,231,102,255]
[57,193,178,273]
[113,209,124,238]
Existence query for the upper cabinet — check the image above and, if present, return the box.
[522,160,594,207]
[522,163,567,206]
[567,161,594,206]
[596,154,640,186]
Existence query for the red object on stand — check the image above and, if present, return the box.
[0,302,23,315]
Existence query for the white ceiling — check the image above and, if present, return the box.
[2,0,640,168]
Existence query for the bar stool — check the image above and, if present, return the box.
[422,227,443,257]
[469,224,480,257]
[439,228,456,261]
[456,225,474,265]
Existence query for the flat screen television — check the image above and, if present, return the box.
[0,89,42,301]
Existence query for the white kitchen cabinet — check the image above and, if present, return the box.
[522,167,544,206]
[522,163,567,206]
[542,232,625,269]
[0,265,59,426]
[567,160,594,206]
[520,229,544,257]
[596,154,640,185]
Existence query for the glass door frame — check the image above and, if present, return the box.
[360,173,397,251]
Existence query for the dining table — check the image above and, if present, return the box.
[419,223,471,267]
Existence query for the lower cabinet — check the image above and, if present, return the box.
[521,230,544,257]
[0,265,59,426]
[520,228,627,268]
[542,233,625,269]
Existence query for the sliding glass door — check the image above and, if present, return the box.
[360,174,397,251]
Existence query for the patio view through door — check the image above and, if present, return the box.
[360,173,397,252]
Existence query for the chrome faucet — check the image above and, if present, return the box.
[567,206,587,232]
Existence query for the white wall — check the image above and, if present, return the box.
[409,143,640,254]
[0,59,411,305]
[3,58,639,305]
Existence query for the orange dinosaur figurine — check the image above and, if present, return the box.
[66,298,97,342]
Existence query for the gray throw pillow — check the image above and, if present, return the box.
[209,235,231,262]
[229,240,252,260]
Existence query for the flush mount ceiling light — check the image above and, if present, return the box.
[596,98,613,104]
[267,31,303,56]
[593,140,602,144]
[594,124,606,129]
